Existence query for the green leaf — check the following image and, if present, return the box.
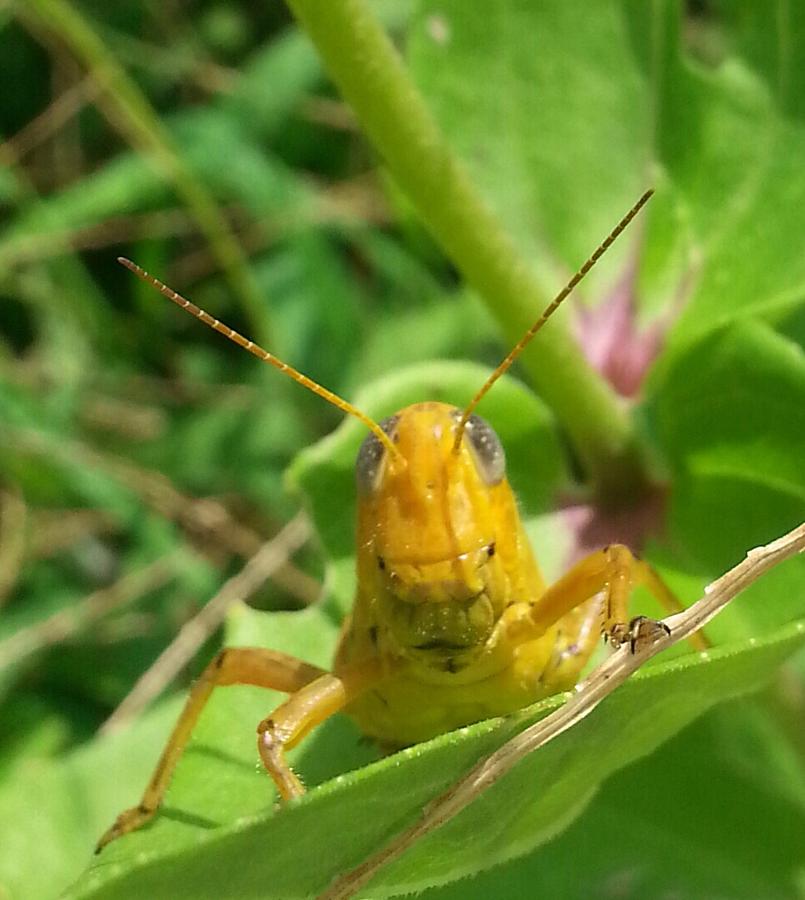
[406,0,805,346]
[63,615,805,899]
[407,1,651,293]
[644,318,805,643]
[420,696,805,899]
[648,319,805,502]
[255,231,367,395]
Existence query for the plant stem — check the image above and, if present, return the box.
[23,0,269,344]
[285,0,648,504]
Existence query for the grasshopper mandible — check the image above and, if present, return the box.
[98,189,700,851]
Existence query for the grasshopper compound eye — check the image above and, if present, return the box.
[455,413,505,486]
[355,415,400,496]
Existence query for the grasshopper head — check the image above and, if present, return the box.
[355,402,521,661]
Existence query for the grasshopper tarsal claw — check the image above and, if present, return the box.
[95,803,156,854]
[607,616,671,653]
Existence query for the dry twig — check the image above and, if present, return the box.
[5,427,320,604]
[0,487,27,608]
[0,555,179,669]
[321,521,805,900]
[99,511,312,735]
[0,74,99,166]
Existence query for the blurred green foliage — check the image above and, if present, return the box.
[0,1,804,898]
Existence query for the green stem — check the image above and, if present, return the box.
[24,0,269,344]
[286,0,648,504]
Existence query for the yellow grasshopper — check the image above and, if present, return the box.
[98,189,702,851]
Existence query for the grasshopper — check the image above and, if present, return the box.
[98,190,701,851]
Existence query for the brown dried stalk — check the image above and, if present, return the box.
[99,511,311,735]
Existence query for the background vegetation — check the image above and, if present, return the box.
[0,1,804,897]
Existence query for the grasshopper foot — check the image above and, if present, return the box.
[95,803,156,854]
[606,616,670,653]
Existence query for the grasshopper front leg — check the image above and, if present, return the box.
[530,544,709,653]
[257,660,382,800]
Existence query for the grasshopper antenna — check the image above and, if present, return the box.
[118,258,402,461]
[453,189,654,452]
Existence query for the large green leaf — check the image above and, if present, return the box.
[650,320,805,501]
[420,699,805,899]
[60,613,805,899]
[644,318,805,643]
[406,0,805,346]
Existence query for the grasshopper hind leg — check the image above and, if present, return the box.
[95,647,327,853]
